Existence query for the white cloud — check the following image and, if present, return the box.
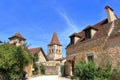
[58,10,79,32]
[56,9,81,57]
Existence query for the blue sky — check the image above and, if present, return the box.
[0,0,120,57]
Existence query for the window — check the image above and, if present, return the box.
[56,49,58,53]
[87,55,94,62]
[52,49,54,53]
[70,37,74,44]
[85,30,91,39]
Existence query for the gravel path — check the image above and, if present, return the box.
[28,75,70,80]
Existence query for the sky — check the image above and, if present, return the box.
[0,0,120,57]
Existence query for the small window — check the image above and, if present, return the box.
[70,37,74,44]
[87,55,94,62]
[52,49,54,53]
[56,49,58,53]
[85,30,91,39]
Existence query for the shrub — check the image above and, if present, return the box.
[111,64,120,80]
[0,43,30,80]
[40,64,45,74]
[33,63,39,75]
[74,61,112,80]
[60,65,66,77]
[33,53,39,75]
[74,61,96,80]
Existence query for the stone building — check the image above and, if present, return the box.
[8,32,47,77]
[47,31,62,60]
[8,32,65,76]
[9,32,26,46]
[29,47,47,75]
[44,31,63,75]
[8,32,32,77]
[66,6,120,76]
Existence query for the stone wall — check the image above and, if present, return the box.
[45,66,58,75]
[66,34,120,76]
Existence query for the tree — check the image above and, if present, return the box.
[0,43,30,80]
[40,64,45,74]
[111,63,120,80]
[33,53,39,75]
[74,61,96,80]
[60,65,66,77]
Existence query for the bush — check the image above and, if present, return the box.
[0,71,9,80]
[60,65,66,77]
[0,43,30,80]
[74,61,96,80]
[33,52,39,75]
[74,61,112,80]
[111,64,120,80]
[33,63,39,75]
[40,64,45,74]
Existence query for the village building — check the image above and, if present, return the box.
[66,6,120,76]
[8,32,48,77]
[8,32,33,77]
[28,47,47,76]
[43,31,64,75]
[8,32,26,46]
[8,32,65,77]
[47,31,62,60]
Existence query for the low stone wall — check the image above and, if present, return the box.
[45,66,58,75]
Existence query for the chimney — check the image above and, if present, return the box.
[105,6,117,22]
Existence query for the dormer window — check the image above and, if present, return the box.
[85,29,91,39]
[69,33,81,45]
[70,37,74,44]
[83,26,98,40]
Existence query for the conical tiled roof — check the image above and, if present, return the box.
[8,32,26,40]
[48,31,61,46]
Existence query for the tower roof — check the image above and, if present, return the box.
[48,31,61,46]
[8,32,26,40]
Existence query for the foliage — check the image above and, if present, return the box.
[33,53,39,62]
[74,61,118,80]
[0,43,30,80]
[40,64,45,74]
[111,63,120,80]
[96,62,112,80]
[33,63,39,75]
[60,65,66,77]
[33,53,39,75]
[75,61,96,80]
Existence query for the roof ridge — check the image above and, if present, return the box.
[8,32,26,40]
[48,31,61,46]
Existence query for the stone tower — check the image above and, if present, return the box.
[48,31,62,60]
[8,32,26,46]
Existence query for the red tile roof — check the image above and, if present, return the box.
[29,47,40,55]
[29,47,48,61]
[67,18,120,48]
[48,31,61,46]
[8,32,26,40]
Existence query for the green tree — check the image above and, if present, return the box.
[111,63,120,80]
[74,61,96,80]
[33,53,39,75]
[40,64,45,74]
[61,65,66,77]
[0,43,30,80]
